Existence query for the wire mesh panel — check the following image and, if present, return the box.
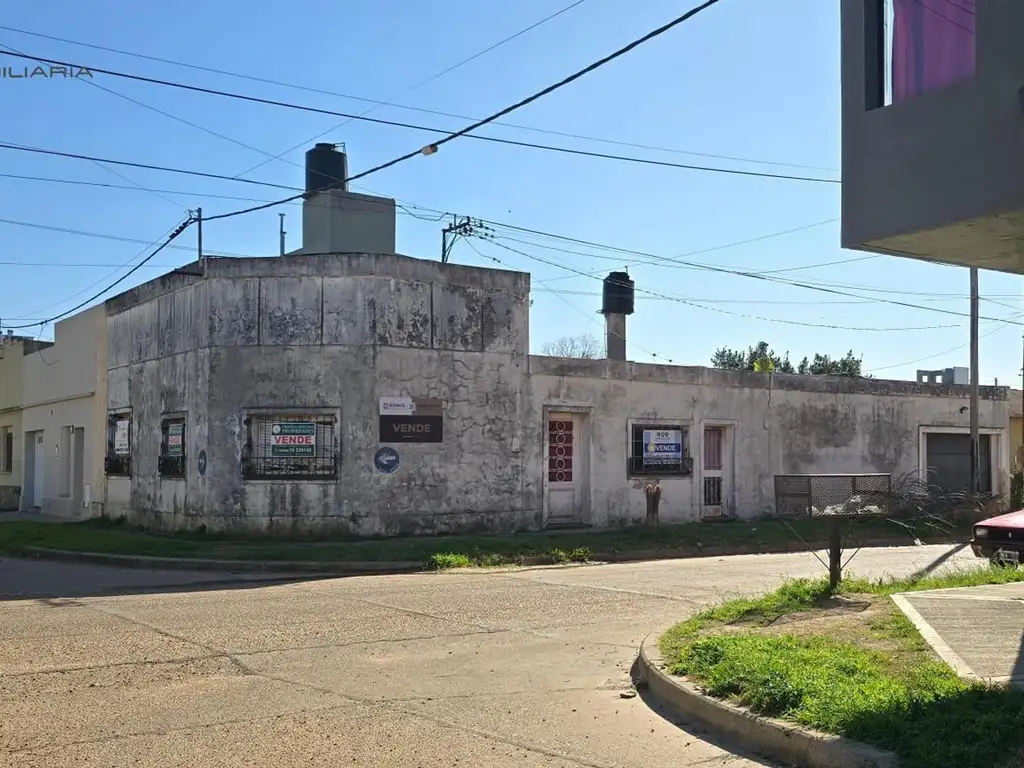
[774,473,891,517]
[242,413,337,480]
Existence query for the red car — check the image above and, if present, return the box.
[971,509,1024,565]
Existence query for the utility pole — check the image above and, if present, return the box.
[196,207,204,275]
[279,213,286,257]
[969,266,980,496]
[441,216,475,263]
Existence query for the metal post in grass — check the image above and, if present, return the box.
[774,473,893,594]
[828,517,843,592]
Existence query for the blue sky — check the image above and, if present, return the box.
[0,0,1020,384]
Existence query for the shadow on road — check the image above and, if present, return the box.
[0,556,325,601]
[627,658,777,767]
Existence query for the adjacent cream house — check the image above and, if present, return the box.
[15,308,108,517]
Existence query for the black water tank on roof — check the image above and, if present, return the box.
[602,271,635,315]
[305,142,349,195]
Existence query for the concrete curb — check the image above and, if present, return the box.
[21,547,424,576]
[587,535,957,565]
[18,534,959,576]
[636,633,898,768]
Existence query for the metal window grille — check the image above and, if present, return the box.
[628,424,692,477]
[703,477,723,506]
[242,413,338,480]
[159,417,187,478]
[104,412,132,477]
[774,474,892,517]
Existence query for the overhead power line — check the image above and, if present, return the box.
[0,47,836,187]
[2,151,1015,310]
[2,215,195,329]
[236,0,590,179]
[477,238,965,332]
[0,22,835,173]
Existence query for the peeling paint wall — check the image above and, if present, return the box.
[105,253,537,535]
[529,358,1010,525]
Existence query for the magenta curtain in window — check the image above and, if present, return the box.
[891,0,975,103]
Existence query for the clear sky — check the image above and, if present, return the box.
[0,0,1020,385]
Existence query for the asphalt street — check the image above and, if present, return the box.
[0,543,982,767]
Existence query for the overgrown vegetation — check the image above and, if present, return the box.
[660,569,1024,768]
[0,513,964,569]
[710,340,864,377]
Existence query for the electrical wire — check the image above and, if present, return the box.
[0,45,838,187]
[462,238,673,363]
[0,21,836,173]
[3,151,1016,311]
[864,316,1017,374]
[2,215,194,329]
[479,238,970,332]
[236,0,590,178]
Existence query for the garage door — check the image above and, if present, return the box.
[926,433,991,494]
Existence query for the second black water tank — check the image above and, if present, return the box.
[602,271,635,315]
[305,143,349,194]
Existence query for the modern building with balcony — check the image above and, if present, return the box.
[841,1,1024,272]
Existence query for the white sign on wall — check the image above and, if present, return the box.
[113,419,130,455]
[379,396,416,416]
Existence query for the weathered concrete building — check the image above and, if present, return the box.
[0,143,1011,532]
[103,251,533,535]
[532,358,1009,527]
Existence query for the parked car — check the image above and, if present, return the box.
[971,509,1024,565]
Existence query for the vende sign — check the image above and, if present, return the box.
[270,423,317,457]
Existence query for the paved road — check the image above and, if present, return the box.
[0,544,981,767]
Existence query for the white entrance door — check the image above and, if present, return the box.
[546,413,584,527]
[701,426,729,519]
[33,433,46,508]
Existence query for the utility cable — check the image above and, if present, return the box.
[236,0,590,178]
[2,148,1017,311]
[479,238,970,332]
[2,215,194,329]
[463,238,673,363]
[0,22,836,173]
[0,45,837,187]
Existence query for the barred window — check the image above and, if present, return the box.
[159,416,187,479]
[628,424,692,477]
[105,410,132,477]
[242,413,338,480]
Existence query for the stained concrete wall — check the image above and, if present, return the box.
[531,358,1010,525]
[20,308,107,518]
[105,253,536,534]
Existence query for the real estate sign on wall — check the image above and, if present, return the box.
[167,423,184,457]
[270,422,317,457]
[379,397,443,443]
[642,429,682,470]
[114,419,131,455]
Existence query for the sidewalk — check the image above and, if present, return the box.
[894,581,1024,687]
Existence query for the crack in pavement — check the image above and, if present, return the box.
[40,598,631,768]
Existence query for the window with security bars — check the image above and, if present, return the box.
[159,416,187,479]
[628,424,692,477]
[242,413,338,480]
[104,410,132,477]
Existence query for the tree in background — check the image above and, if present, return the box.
[542,333,602,359]
[711,341,863,377]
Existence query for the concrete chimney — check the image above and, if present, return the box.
[294,144,398,256]
[600,271,635,362]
